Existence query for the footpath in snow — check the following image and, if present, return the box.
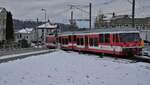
[0,50,150,85]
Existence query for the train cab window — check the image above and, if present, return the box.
[119,33,141,42]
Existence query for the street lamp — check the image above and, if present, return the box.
[41,8,47,42]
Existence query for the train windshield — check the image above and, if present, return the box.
[119,33,141,42]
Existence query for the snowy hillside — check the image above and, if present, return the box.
[0,50,150,85]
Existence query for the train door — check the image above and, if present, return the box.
[112,33,122,55]
[99,33,112,53]
[85,35,89,49]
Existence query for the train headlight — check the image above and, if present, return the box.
[141,40,144,48]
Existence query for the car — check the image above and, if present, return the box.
[142,48,150,56]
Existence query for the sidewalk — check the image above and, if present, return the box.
[0,48,56,63]
[0,47,48,56]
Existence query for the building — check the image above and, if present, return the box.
[0,7,7,42]
[95,14,150,29]
[94,14,109,28]
[15,28,34,44]
[37,22,57,42]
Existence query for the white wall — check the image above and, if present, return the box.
[140,30,150,42]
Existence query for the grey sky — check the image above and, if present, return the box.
[0,0,150,23]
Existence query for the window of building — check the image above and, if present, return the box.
[20,34,22,38]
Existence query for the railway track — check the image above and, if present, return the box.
[127,56,150,63]
[100,55,150,63]
[69,50,150,64]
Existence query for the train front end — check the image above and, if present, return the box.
[119,32,144,56]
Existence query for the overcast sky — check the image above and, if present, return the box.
[0,0,150,23]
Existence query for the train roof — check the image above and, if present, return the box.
[59,28,140,36]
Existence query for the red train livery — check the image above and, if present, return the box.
[46,35,57,49]
[47,28,144,56]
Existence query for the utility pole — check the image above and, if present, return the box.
[41,8,47,42]
[71,11,73,25]
[89,3,92,30]
[70,5,74,31]
[68,3,92,30]
[36,18,39,44]
[132,0,135,28]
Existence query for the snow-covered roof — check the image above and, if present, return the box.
[111,15,130,20]
[17,28,33,34]
[0,7,4,13]
[37,22,57,29]
[59,28,139,36]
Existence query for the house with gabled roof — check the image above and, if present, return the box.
[37,22,57,42]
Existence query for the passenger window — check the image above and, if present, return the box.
[59,37,61,43]
[80,38,84,45]
[99,34,105,43]
[73,35,76,42]
[65,38,68,44]
[89,38,93,46]
[105,34,110,43]
[94,38,98,46]
[62,38,64,44]
[77,38,79,45]
[69,36,71,42]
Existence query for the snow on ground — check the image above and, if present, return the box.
[0,50,150,85]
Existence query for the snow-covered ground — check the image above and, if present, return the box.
[0,50,150,85]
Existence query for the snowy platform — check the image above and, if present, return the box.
[0,50,150,85]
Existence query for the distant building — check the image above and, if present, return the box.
[0,7,7,42]
[95,14,150,29]
[94,14,109,28]
[15,28,34,44]
[37,22,57,42]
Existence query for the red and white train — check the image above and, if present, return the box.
[46,28,144,56]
